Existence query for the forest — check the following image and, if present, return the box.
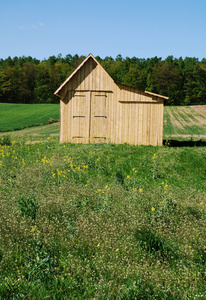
[0,54,206,106]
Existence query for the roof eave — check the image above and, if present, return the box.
[144,90,169,100]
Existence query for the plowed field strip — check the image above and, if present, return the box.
[191,105,206,117]
[164,106,206,138]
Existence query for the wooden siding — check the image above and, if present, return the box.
[60,87,164,146]
[56,54,166,146]
[115,83,164,103]
[59,57,113,100]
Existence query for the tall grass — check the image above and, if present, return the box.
[0,136,206,299]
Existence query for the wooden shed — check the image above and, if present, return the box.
[54,54,168,146]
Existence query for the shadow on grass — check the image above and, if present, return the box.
[163,139,206,147]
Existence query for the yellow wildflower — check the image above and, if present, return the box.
[151,207,155,211]
[30,226,37,233]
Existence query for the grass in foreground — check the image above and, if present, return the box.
[0,135,206,299]
[0,103,59,132]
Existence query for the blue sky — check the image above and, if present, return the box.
[1,0,206,61]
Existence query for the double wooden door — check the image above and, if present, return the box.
[71,91,108,143]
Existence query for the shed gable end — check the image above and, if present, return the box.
[55,55,114,98]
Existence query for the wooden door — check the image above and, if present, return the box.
[71,91,90,143]
[90,92,108,142]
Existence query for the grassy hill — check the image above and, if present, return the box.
[0,136,206,298]
[1,103,206,298]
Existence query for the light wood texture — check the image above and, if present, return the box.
[55,54,167,146]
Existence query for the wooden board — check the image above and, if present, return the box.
[71,92,90,143]
[90,92,108,143]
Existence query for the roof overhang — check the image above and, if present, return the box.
[144,90,169,100]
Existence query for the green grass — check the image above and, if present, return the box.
[0,103,59,132]
[11,122,60,136]
[0,135,206,299]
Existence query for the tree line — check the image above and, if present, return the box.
[0,54,206,105]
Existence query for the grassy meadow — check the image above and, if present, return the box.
[0,134,206,299]
[0,104,206,298]
[0,103,59,132]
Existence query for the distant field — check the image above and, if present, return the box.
[0,103,59,132]
[164,105,206,140]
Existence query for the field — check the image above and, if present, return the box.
[0,104,206,298]
[164,106,206,140]
[0,103,59,132]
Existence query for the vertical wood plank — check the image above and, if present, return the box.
[138,103,143,145]
[134,103,138,145]
[142,103,147,145]
[146,103,151,145]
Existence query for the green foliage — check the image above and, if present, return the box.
[147,61,182,105]
[1,54,206,105]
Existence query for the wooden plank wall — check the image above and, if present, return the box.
[109,85,164,146]
[60,57,113,99]
[59,61,164,146]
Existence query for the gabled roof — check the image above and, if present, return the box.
[54,53,169,100]
[54,53,114,96]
